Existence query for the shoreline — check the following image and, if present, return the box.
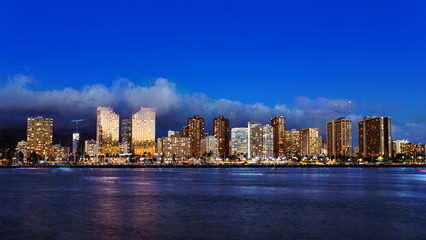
[1,164,425,169]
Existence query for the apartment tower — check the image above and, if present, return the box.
[213,116,230,158]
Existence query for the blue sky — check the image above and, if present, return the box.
[0,0,425,144]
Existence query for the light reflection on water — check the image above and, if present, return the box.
[0,167,425,240]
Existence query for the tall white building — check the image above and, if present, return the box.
[231,127,248,158]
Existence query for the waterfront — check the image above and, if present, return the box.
[0,168,425,239]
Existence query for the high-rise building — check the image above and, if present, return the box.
[285,129,300,157]
[358,116,392,159]
[72,132,80,163]
[213,116,229,157]
[271,116,286,158]
[121,119,132,152]
[85,139,97,157]
[187,116,205,157]
[392,140,410,157]
[132,107,156,156]
[201,136,219,158]
[157,135,191,160]
[231,127,248,158]
[248,122,262,159]
[27,116,53,158]
[250,124,274,159]
[300,128,320,157]
[326,117,352,158]
[96,107,120,156]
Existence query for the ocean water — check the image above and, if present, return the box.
[0,167,425,240]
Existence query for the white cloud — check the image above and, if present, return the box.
[1,74,425,145]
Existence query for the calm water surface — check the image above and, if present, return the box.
[0,167,425,240]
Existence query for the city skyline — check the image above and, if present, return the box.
[2,105,425,149]
[0,1,425,146]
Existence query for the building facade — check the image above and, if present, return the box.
[132,108,156,156]
[187,115,205,157]
[250,124,274,159]
[15,140,27,159]
[53,144,70,162]
[72,132,80,162]
[181,126,189,137]
[285,129,300,157]
[85,139,97,157]
[271,116,286,158]
[353,146,359,157]
[96,107,120,156]
[326,117,352,158]
[391,140,410,157]
[358,116,392,159]
[27,116,53,158]
[213,116,230,157]
[168,130,179,137]
[121,119,132,153]
[248,122,262,159]
[231,127,248,158]
[157,135,191,160]
[300,128,321,157]
[200,136,219,158]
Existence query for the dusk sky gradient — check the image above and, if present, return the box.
[0,0,425,145]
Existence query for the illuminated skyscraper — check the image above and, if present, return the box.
[326,117,352,158]
[96,107,120,156]
[231,127,248,158]
[72,132,80,163]
[121,119,132,153]
[132,107,156,156]
[358,116,392,159]
[248,122,261,159]
[213,116,229,157]
[271,116,286,158]
[188,115,205,157]
[285,129,300,157]
[250,124,274,159]
[300,128,320,157]
[27,116,53,158]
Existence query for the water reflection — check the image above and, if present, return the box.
[0,168,425,239]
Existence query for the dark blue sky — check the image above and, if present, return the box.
[0,0,425,144]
